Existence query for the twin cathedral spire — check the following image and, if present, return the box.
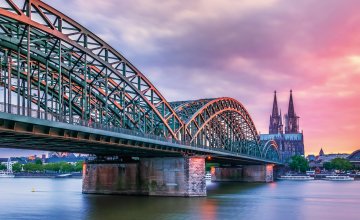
[269,90,299,134]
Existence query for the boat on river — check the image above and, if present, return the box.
[0,171,15,178]
[324,175,354,181]
[55,173,73,178]
[278,175,314,180]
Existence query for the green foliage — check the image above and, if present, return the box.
[21,161,84,173]
[23,162,44,172]
[0,164,6,170]
[324,158,353,171]
[74,162,83,172]
[12,163,22,173]
[34,158,43,165]
[323,162,332,170]
[289,155,309,173]
[15,159,85,173]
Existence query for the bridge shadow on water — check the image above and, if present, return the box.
[83,182,268,220]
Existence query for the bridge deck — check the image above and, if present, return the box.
[0,111,281,165]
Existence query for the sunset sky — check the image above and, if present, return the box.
[2,0,360,157]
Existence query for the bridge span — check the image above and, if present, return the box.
[0,0,281,197]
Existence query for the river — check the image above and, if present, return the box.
[0,178,359,220]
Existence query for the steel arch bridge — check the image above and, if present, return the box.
[0,0,280,163]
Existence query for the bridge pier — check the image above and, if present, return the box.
[82,156,206,197]
[211,164,274,183]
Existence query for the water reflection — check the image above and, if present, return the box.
[0,179,359,220]
[83,182,269,220]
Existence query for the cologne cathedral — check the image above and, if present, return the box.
[260,90,305,162]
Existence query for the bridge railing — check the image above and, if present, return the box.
[0,102,279,162]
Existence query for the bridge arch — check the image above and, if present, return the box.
[262,140,281,162]
[172,98,262,157]
[0,0,183,138]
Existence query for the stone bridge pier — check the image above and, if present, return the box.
[82,156,206,197]
[211,164,274,183]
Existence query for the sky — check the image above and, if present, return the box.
[2,0,360,157]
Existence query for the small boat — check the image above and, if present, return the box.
[55,173,72,178]
[306,171,315,176]
[0,171,15,178]
[324,175,354,181]
[205,172,212,181]
[278,175,314,180]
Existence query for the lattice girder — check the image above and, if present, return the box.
[0,0,184,138]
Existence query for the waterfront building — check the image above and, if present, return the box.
[0,157,27,172]
[347,149,360,168]
[260,90,305,162]
[308,148,350,168]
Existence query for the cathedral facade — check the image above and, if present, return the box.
[260,90,305,162]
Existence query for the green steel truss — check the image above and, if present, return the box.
[0,0,280,162]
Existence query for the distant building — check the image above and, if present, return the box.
[348,149,360,168]
[308,148,350,168]
[0,157,27,171]
[260,90,305,162]
[306,154,316,162]
[0,158,8,164]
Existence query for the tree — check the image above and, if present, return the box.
[289,155,309,173]
[0,164,6,170]
[325,158,353,171]
[23,162,43,172]
[74,162,84,172]
[35,158,43,165]
[59,162,74,173]
[323,162,332,170]
[12,163,22,173]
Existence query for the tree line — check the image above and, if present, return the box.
[289,155,355,173]
[0,159,83,173]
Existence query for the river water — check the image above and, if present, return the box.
[0,178,359,220]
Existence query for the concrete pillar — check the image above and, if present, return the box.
[82,162,140,195]
[211,166,243,182]
[82,156,206,197]
[242,164,274,182]
[211,164,274,183]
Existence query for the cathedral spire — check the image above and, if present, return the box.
[285,90,299,133]
[288,90,295,118]
[272,91,279,117]
[269,90,282,134]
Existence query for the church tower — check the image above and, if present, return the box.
[261,90,305,162]
[284,90,299,134]
[269,91,283,134]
